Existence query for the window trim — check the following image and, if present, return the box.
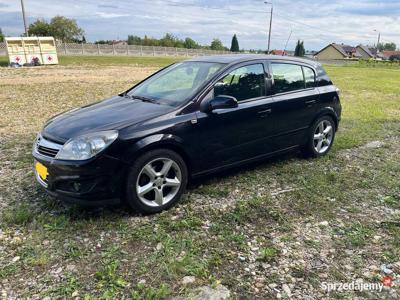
[270,61,317,96]
[302,65,316,89]
[197,60,271,106]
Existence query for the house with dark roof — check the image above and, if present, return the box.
[315,43,366,60]
[356,45,378,59]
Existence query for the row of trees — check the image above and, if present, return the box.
[377,42,397,52]
[123,33,240,52]
[0,28,4,42]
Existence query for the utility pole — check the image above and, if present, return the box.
[20,0,28,36]
[264,1,273,54]
[376,33,381,50]
[374,29,380,58]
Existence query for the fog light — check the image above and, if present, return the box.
[73,182,81,192]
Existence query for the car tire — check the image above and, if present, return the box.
[125,149,188,214]
[302,115,336,158]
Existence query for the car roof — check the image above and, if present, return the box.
[187,54,320,67]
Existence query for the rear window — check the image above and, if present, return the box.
[316,65,333,87]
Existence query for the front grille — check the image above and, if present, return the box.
[38,145,59,157]
[35,135,63,159]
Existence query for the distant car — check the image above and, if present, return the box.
[33,55,341,213]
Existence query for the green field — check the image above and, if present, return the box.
[0,56,399,299]
[0,55,182,67]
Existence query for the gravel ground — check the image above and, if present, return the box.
[0,60,399,299]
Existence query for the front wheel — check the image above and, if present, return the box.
[303,116,336,158]
[125,149,188,213]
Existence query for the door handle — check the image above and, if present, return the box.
[258,108,272,115]
[306,100,317,105]
[305,100,316,106]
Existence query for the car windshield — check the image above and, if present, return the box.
[127,61,225,106]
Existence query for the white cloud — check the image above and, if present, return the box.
[95,12,130,19]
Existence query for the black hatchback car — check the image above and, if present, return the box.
[33,55,341,213]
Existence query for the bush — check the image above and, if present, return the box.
[389,54,400,62]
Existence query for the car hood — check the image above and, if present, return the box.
[42,96,175,142]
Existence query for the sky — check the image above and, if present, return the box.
[0,0,399,51]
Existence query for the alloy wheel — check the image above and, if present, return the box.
[313,120,333,154]
[136,158,182,207]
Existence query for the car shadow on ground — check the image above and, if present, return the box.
[187,149,302,190]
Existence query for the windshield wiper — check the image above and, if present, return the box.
[129,95,159,104]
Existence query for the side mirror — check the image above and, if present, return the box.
[200,95,238,113]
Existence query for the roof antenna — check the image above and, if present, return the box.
[283,29,293,56]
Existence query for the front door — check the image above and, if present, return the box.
[191,62,276,173]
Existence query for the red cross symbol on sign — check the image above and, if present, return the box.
[47,55,53,61]
[15,56,21,62]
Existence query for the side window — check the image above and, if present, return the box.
[271,63,305,94]
[303,66,315,88]
[214,64,265,101]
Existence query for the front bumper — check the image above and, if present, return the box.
[33,150,125,206]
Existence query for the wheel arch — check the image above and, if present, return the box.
[312,107,339,130]
[122,134,193,177]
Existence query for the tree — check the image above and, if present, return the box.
[294,40,305,57]
[378,42,396,51]
[28,16,84,42]
[0,28,4,42]
[28,19,51,36]
[81,35,86,43]
[49,16,84,42]
[210,38,225,51]
[127,35,142,45]
[230,34,240,52]
[183,37,199,49]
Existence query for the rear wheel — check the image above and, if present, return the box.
[125,149,188,213]
[303,116,336,157]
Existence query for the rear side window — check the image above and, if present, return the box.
[316,65,333,87]
[303,66,316,88]
[271,63,304,94]
[214,64,266,101]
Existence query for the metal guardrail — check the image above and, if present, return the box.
[0,42,231,57]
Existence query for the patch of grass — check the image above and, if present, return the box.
[95,261,128,297]
[131,283,171,300]
[1,203,35,226]
[0,264,17,279]
[343,223,374,248]
[47,274,82,298]
[256,247,278,262]
[381,195,400,209]
[0,55,8,67]
[195,185,230,198]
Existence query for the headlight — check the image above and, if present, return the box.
[55,130,118,161]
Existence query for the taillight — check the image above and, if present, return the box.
[335,87,341,96]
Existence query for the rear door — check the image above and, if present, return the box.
[268,62,319,148]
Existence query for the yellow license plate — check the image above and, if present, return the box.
[35,162,48,180]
